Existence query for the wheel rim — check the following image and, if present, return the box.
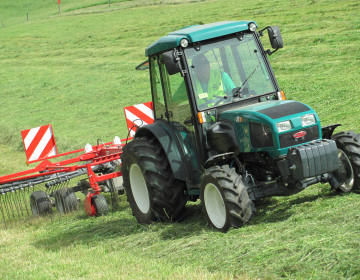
[129,164,150,214]
[338,149,354,192]
[204,183,226,229]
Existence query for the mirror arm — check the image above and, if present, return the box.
[265,47,279,56]
[258,26,271,37]
[173,48,187,77]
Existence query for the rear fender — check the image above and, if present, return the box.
[135,123,187,182]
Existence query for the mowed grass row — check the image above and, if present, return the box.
[0,0,360,279]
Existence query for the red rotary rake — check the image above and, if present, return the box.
[0,134,127,228]
[0,102,154,229]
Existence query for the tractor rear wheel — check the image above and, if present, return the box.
[30,191,53,217]
[332,130,360,193]
[200,165,255,232]
[121,136,187,223]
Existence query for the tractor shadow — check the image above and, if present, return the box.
[31,186,343,251]
[31,198,209,251]
[250,185,341,225]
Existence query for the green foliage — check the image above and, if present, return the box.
[0,0,360,278]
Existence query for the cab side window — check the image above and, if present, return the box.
[149,56,166,120]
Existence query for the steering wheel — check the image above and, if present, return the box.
[213,95,231,106]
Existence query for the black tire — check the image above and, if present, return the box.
[332,130,360,193]
[54,187,78,214]
[121,136,187,224]
[30,191,53,217]
[200,165,255,232]
[92,194,109,216]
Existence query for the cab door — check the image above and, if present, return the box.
[150,52,202,189]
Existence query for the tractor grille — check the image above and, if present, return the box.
[279,126,319,149]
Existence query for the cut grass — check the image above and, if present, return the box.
[0,0,360,278]
[0,185,359,279]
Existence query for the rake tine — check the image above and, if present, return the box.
[56,189,64,218]
[14,189,25,219]
[54,181,61,193]
[20,186,30,218]
[69,183,76,212]
[9,189,22,220]
[63,182,70,213]
[34,195,41,219]
[19,189,28,219]
[3,193,13,228]
[0,195,8,229]
[67,180,76,213]
[28,183,33,196]
[46,183,54,222]
[47,182,54,195]
[6,191,17,221]
[61,190,68,214]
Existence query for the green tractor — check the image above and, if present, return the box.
[121,21,360,232]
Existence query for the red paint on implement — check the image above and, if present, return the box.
[84,192,97,216]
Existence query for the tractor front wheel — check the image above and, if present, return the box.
[200,165,255,232]
[332,130,360,193]
[121,136,187,224]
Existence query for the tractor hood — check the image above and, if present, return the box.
[218,100,322,157]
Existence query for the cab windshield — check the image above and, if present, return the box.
[184,34,276,110]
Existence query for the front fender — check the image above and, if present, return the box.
[322,123,341,139]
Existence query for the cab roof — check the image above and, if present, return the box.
[145,20,257,57]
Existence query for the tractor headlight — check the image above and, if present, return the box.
[276,120,292,132]
[301,114,316,127]
[249,23,257,32]
[180,38,189,48]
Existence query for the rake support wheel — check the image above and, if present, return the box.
[200,165,255,232]
[30,191,53,217]
[92,194,109,216]
[121,136,187,224]
[54,187,78,214]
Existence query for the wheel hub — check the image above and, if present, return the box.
[204,183,226,228]
[129,164,150,214]
[337,149,354,192]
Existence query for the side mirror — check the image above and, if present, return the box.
[162,50,181,75]
[135,60,149,71]
[268,26,283,49]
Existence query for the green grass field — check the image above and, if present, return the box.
[0,0,360,279]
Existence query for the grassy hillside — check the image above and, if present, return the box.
[0,0,360,279]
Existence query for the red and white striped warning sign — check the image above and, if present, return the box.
[21,124,58,163]
[124,101,154,137]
